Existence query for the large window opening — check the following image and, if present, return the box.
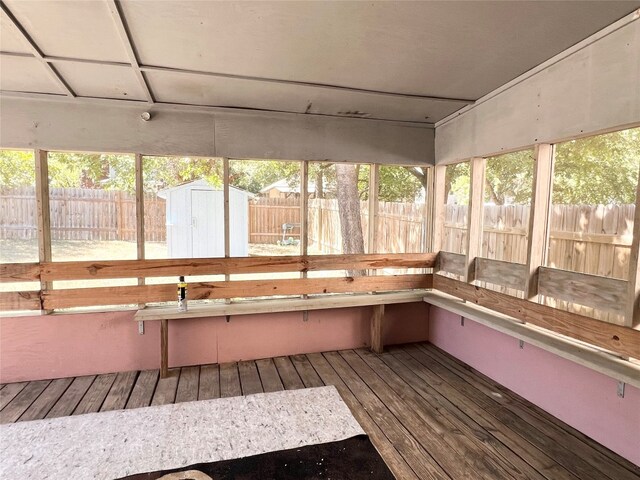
[482,149,535,264]
[442,161,470,255]
[545,127,640,323]
[229,159,302,258]
[307,162,370,278]
[0,150,39,297]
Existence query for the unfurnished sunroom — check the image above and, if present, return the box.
[0,1,639,479]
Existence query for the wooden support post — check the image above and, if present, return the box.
[370,304,385,354]
[223,158,231,313]
[624,165,640,328]
[431,165,447,267]
[465,157,485,283]
[524,144,554,301]
[35,149,51,313]
[300,161,309,321]
[300,161,309,257]
[160,318,169,378]
[368,164,379,256]
[367,166,382,352]
[424,167,435,255]
[135,154,146,314]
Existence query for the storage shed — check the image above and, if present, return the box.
[158,180,251,258]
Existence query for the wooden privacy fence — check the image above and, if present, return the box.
[249,197,301,244]
[0,187,165,242]
[2,187,634,274]
[443,203,635,280]
[307,199,426,254]
[0,190,427,253]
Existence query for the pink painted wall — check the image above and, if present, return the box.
[428,305,640,466]
[0,302,429,383]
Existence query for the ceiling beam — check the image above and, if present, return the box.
[105,0,154,104]
[0,1,75,97]
[0,90,437,126]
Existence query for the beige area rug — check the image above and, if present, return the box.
[0,386,365,479]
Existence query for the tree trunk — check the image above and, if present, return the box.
[335,163,366,276]
[315,169,324,199]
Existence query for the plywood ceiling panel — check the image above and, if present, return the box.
[146,70,463,122]
[0,10,30,54]
[121,1,639,100]
[3,0,128,63]
[0,55,65,94]
[0,0,638,122]
[53,62,146,101]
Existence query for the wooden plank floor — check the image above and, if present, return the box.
[1,342,638,480]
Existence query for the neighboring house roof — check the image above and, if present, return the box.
[260,179,316,194]
[157,179,253,199]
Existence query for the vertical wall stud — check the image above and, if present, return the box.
[424,167,435,254]
[35,149,51,313]
[431,165,447,269]
[465,157,486,283]
[624,165,640,327]
[223,157,231,313]
[135,153,146,329]
[367,164,384,350]
[524,144,554,301]
[368,164,380,256]
[300,161,309,321]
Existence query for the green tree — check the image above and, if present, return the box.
[229,160,299,194]
[484,150,534,205]
[0,150,35,187]
[143,156,222,193]
[552,128,640,204]
[379,166,424,202]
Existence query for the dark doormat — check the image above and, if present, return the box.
[118,434,395,479]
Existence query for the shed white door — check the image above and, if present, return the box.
[191,189,224,257]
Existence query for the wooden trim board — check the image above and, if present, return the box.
[0,291,41,311]
[474,257,527,291]
[35,253,437,281]
[0,263,40,283]
[437,252,465,276]
[45,274,433,309]
[433,274,640,359]
[135,291,428,321]
[538,267,628,316]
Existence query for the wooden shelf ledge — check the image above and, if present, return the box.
[134,290,428,322]
[423,291,640,388]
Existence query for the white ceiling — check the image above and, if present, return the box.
[0,0,638,124]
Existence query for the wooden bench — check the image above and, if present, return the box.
[423,290,640,389]
[134,291,429,377]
